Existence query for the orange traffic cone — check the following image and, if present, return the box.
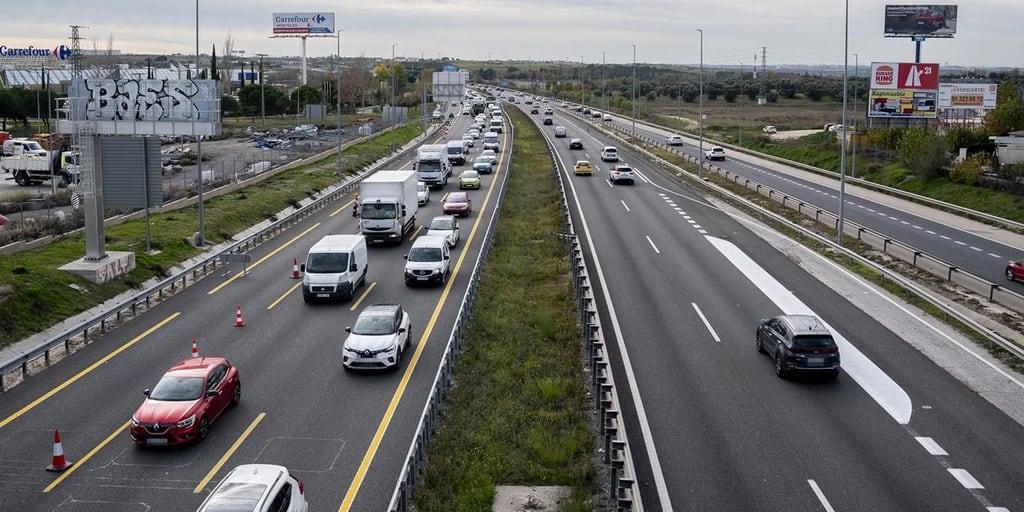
[234,305,245,328]
[191,338,199,358]
[45,430,73,472]
[291,258,302,279]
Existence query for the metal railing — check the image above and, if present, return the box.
[573,111,1024,362]
[0,119,452,393]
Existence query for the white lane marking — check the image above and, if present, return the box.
[889,216,899,220]
[988,508,1011,512]
[678,211,687,216]
[970,246,983,252]
[912,225,923,229]
[926,230,937,235]
[915,437,949,456]
[988,253,1001,258]
[940,235,952,240]
[948,468,984,489]
[807,480,837,512]
[698,229,708,234]
[585,153,591,158]
[706,236,913,424]
[621,200,631,212]
[674,207,683,211]
[901,221,911,225]
[692,225,703,229]
[954,241,967,246]
[686,219,696,224]
[691,303,722,343]
[606,180,613,188]
[866,208,876,212]
[551,137,672,512]
[646,235,661,254]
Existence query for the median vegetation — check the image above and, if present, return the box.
[0,123,421,349]
[413,107,595,511]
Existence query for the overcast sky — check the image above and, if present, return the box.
[7,0,1022,67]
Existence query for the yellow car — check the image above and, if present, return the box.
[573,160,594,176]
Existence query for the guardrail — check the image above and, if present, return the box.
[607,113,1024,232]
[0,119,452,393]
[386,119,515,511]
[571,111,1024,361]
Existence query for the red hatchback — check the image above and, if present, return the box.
[443,192,472,217]
[1007,260,1024,282]
[131,357,240,447]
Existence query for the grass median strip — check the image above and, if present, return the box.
[413,108,595,511]
[0,124,421,351]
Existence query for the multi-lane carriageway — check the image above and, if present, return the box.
[0,113,512,512]
[523,103,1024,511]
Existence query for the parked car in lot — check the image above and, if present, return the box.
[426,215,460,248]
[762,125,777,134]
[600,146,619,162]
[443,191,472,217]
[404,235,451,286]
[1007,259,1024,281]
[131,357,240,446]
[756,315,840,380]
[667,135,684,146]
[573,160,594,176]
[568,138,583,150]
[197,464,308,512]
[343,304,412,370]
[459,170,481,189]
[417,181,430,205]
[609,164,636,185]
[704,146,726,161]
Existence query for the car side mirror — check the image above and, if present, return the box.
[143,388,150,396]
[402,206,407,217]
[300,263,306,272]
[403,254,408,260]
[444,254,450,260]
[759,319,768,326]
[206,389,219,398]
[349,263,358,272]
[345,326,352,333]
[399,327,407,333]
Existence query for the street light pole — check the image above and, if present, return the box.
[255,53,267,125]
[697,28,704,179]
[852,52,858,178]
[631,43,637,138]
[602,51,607,112]
[336,32,343,177]
[195,0,205,246]
[390,43,397,107]
[838,0,849,245]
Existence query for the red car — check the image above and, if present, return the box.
[1007,260,1024,282]
[443,192,472,217]
[0,214,9,229]
[131,357,240,446]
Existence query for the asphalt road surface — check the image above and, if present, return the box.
[0,113,513,512]
[526,104,1024,512]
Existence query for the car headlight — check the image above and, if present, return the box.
[176,415,195,428]
[131,415,140,427]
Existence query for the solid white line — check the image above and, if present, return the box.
[987,507,1011,512]
[915,437,949,456]
[691,303,721,342]
[948,468,984,489]
[620,200,631,212]
[606,180,613,188]
[646,235,660,254]
[807,480,836,512]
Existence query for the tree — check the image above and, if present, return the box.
[645,91,657,102]
[724,88,738,103]
[767,90,780,103]
[682,89,698,103]
[984,81,1024,135]
[210,44,219,82]
[222,32,235,92]
[706,90,719,101]
[480,68,497,81]
[220,95,241,117]
[897,128,948,181]
[805,87,824,102]
[290,85,323,111]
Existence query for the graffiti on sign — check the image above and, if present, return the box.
[80,79,215,122]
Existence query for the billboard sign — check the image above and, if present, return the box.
[884,5,957,38]
[272,12,335,36]
[64,79,221,136]
[938,83,998,110]
[432,70,468,103]
[871,62,939,90]
[869,89,938,119]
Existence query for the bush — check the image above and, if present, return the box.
[949,155,985,185]
[946,125,991,153]
[896,128,948,181]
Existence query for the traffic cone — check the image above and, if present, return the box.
[234,305,245,328]
[191,338,199,358]
[290,258,302,279]
[45,430,73,472]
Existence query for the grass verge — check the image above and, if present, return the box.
[413,107,595,511]
[0,123,422,349]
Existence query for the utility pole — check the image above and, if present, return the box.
[838,0,849,245]
[738,61,743,145]
[336,32,343,177]
[852,53,858,178]
[631,44,637,138]
[195,0,205,246]
[255,53,267,125]
[390,43,398,107]
[698,29,704,179]
[579,56,585,107]
[602,51,607,112]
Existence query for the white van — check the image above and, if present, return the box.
[483,132,500,152]
[445,140,467,166]
[404,235,451,286]
[302,235,368,303]
[489,118,503,134]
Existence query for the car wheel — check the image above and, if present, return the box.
[756,336,765,354]
[1007,268,1015,281]
[774,354,787,379]
[198,418,210,441]
[232,382,241,406]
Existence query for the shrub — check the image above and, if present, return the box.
[896,127,948,181]
[946,125,991,153]
[949,155,985,185]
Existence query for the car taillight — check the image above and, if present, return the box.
[298,479,304,494]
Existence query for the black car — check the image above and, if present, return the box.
[569,138,583,150]
[543,118,553,125]
[756,315,840,379]
[531,107,540,114]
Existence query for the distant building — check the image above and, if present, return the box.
[991,131,1024,166]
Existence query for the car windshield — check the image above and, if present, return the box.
[149,376,204,401]
[447,146,462,154]
[361,202,397,220]
[474,158,489,165]
[430,218,455,230]
[462,171,478,179]
[307,252,349,273]
[203,482,268,512]
[418,183,427,192]
[447,193,468,203]
[353,314,395,335]
[418,160,441,173]
[793,335,835,348]
[576,161,590,166]
[409,247,442,262]
[616,167,633,173]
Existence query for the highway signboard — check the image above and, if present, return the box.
[433,70,468,103]
[64,79,221,136]
[272,12,335,36]
[884,4,958,38]
[869,62,939,119]
[938,83,998,110]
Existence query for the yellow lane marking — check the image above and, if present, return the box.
[193,412,267,493]
[349,282,377,311]
[267,282,302,310]
[336,124,511,512]
[43,420,131,492]
[208,222,322,295]
[411,225,423,240]
[330,199,356,218]
[0,313,181,432]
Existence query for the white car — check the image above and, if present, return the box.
[417,181,430,205]
[600,146,619,162]
[426,215,460,248]
[603,114,613,122]
[404,236,452,286]
[469,129,481,139]
[462,133,475,147]
[609,164,636,185]
[704,146,726,161]
[343,304,412,370]
[197,464,308,512]
[667,135,684,146]
[762,125,777,134]
[432,110,442,120]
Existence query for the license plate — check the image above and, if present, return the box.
[807,357,824,366]
[317,293,330,298]
[145,438,169,445]
[417,277,428,281]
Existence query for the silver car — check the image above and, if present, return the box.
[426,215,460,248]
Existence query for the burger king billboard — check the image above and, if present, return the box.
[871,62,939,90]
[869,62,940,119]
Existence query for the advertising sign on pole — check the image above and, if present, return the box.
[869,89,938,119]
[272,13,335,36]
[938,83,998,110]
[63,79,221,136]
[432,70,468,103]
[871,62,939,90]
[884,5,958,38]
[869,62,940,119]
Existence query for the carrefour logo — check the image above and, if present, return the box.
[313,14,326,24]
[53,44,72,60]
[0,43,69,59]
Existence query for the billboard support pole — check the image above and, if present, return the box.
[85,136,106,261]
[838,0,849,246]
[301,36,308,85]
[915,39,922,63]
[143,138,152,253]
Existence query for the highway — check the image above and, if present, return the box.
[525,104,1024,511]
[0,112,512,512]
[586,110,1024,294]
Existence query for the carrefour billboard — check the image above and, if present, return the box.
[884,5,957,38]
[272,12,335,36]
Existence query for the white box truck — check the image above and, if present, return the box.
[358,170,419,244]
[413,144,452,189]
[1,150,81,187]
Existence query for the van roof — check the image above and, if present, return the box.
[484,132,498,137]
[309,234,364,253]
[364,170,417,183]
[445,140,464,147]
[412,235,447,249]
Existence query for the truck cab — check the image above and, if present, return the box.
[445,140,467,166]
[413,144,453,189]
[358,170,420,245]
